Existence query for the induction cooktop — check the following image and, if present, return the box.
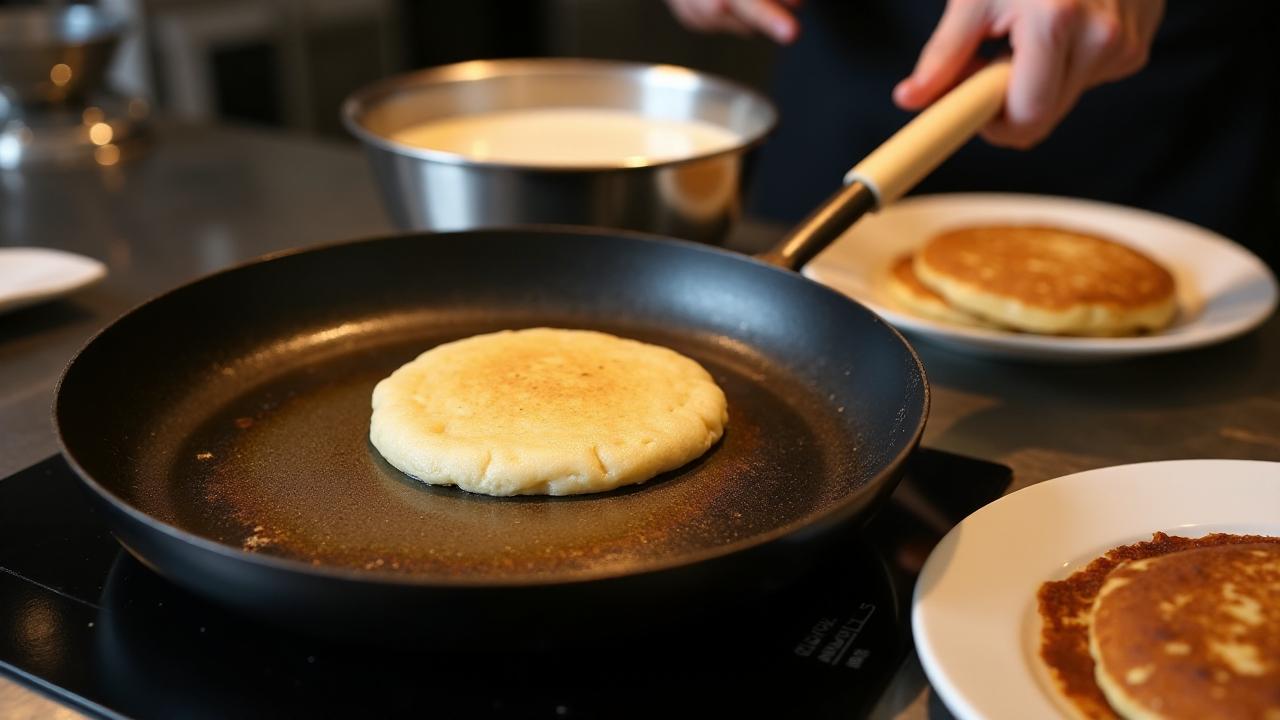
[0,448,1009,719]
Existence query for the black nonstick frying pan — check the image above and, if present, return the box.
[55,64,1011,635]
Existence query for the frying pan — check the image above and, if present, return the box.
[55,64,1011,636]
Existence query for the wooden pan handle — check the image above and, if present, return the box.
[844,60,1012,206]
[760,61,1011,271]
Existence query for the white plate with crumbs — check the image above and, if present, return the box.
[0,247,106,315]
[803,194,1278,362]
[912,460,1280,720]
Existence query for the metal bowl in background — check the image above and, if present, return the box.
[342,58,776,244]
[0,4,125,107]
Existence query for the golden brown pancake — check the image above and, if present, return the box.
[914,226,1178,336]
[883,254,996,327]
[1039,532,1280,720]
[1088,543,1280,720]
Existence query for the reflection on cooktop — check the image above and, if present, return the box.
[0,449,1009,719]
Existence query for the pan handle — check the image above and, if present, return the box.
[758,60,1012,271]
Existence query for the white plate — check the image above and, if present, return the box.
[803,193,1278,362]
[912,459,1280,720]
[0,247,106,315]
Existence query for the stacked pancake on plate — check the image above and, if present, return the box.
[885,254,997,327]
[887,226,1178,336]
[1039,533,1280,720]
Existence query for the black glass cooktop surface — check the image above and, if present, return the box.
[0,449,1009,719]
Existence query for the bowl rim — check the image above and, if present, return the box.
[339,57,778,172]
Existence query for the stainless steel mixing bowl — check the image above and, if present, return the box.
[341,58,776,244]
[0,5,125,107]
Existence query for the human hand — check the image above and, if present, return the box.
[663,0,803,44]
[893,0,1164,148]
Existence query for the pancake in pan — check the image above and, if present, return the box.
[369,327,728,497]
[914,226,1177,336]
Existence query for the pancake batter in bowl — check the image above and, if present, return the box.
[389,108,741,167]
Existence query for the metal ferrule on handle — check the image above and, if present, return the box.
[760,61,1012,272]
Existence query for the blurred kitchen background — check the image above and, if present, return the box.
[73,0,777,137]
[5,0,1276,267]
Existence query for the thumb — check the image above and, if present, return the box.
[894,1,992,110]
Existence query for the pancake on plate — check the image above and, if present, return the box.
[1038,532,1280,720]
[369,327,728,497]
[914,226,1178,336]
[1088,543,1280,720]
[884,254,998,327]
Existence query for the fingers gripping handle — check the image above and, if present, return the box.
[844,61,1012,206]
[759,61,1011,272]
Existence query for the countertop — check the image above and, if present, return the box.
[2,122,1278,719]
